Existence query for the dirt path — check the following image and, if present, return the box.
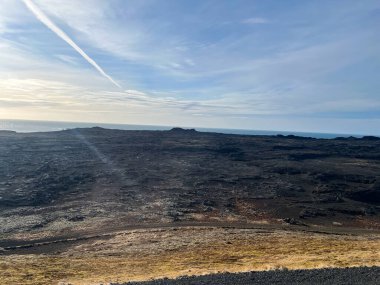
[1,222,379,255]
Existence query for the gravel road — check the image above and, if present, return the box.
[120,266,380,285]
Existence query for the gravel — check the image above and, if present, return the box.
[119,267,380,285]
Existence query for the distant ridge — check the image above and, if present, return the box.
[335,135,380,141]
[0,130,16,135]
[0,119,376,139]
[169,127,197,133]
[2,126,380,141]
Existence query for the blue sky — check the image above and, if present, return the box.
[0,0,379,134]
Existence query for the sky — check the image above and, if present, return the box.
[0,0,379,135]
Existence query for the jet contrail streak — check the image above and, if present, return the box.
[22,0,121,88]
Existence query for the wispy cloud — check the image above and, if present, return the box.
[1,0,379,134]
[242,17,269,24]
[21,0,121,88]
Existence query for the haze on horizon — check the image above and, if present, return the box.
[0,0,379,135]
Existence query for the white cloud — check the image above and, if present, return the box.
[33,0,173,65]
[0,0,379,134]
[55,54,80,65]
[0,0,32,34]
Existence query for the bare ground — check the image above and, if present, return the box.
[1,226,379,284]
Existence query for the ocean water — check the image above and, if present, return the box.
[0,119,358,139]
[0,119,170,133]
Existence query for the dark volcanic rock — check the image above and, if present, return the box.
[347,188,380,204]
[362,136,380,141]
[0,127,379,232]
[283,218,307,226]
[170,127,197,134]
[299,208,328,219]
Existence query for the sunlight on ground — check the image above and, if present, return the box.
[1,227,379,285]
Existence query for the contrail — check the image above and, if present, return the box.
[22,0,121,88]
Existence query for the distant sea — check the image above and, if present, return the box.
[0,119,360,139]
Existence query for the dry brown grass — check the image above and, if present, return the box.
[1,227,379,285]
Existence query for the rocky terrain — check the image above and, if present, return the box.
[0,127,379,284]
[0,127,379,237]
